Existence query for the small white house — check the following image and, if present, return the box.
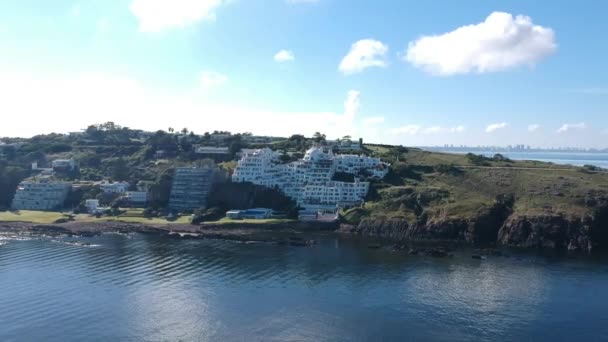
[99,181,130,194]
[52,159,76,171]
[85,199,100,213]
[226,208,273,220]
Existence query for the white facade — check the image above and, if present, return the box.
[52,159,76,171]
[99,181,129,193]
[126,191,149,205]
[12,177,71,211]
[232,147,388,212]
[195,146,230,155]
[85,199,100,213]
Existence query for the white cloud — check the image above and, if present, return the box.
[405,12,556,76]
[423,125,465,134]
[362,117,385,125]
[557,122,586,133]
[486,122,508,133]
[200,71,228,89]
[391,125,464,135]
[0,72,372,140]
[391,125,421,135]
[274,49,295,62]
[339,39,388,75]
[344,90,360,120]
[130,0,226,33]
[528,124,540,132]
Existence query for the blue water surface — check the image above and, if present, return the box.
[1,233,608,341]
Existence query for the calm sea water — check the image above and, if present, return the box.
[436,151,608,169]
[2,232,608,341]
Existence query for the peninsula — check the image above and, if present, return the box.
[1,123,607,251]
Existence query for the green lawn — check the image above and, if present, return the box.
[201,217,295,225]
[0,210,66,224]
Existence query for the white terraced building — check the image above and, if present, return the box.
[12,177,71,211]
[232,147,388,212]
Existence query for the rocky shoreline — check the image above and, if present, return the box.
[339,211,608,252]
[0,220,337,245]
[3,210,607,253]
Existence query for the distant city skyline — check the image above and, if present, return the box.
[1,1,607,148]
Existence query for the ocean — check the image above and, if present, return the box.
[434,151,608,169]
[1,232,608,341]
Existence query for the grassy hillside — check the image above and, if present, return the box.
[352,145,608,224]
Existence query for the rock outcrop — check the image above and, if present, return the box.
[343,208,608,252]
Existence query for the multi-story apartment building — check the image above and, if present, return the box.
[125,191,149,207]
[168,167,216,212]
[232,147,389,212]
[11,176,71,211]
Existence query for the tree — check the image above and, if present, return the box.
[168,127,174,134]
[313,132,326,144]
[181,128,189,135]
[112,157,130,182]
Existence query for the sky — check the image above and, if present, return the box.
[1,0,607,148]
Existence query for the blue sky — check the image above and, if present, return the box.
[1,0,607,147]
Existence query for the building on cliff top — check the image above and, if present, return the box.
[231,147,389,214]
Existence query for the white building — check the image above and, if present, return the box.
[99,181,130,194]
[52,159,76,171]
[125,191,149,206]
[232,147,388,213]
[12,177,71,211]
[195,146,230,155]
[85,199,100,213]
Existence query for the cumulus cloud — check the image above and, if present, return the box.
[405,12,556,76]
[557,122,586,133]
[528,124,540,132]
[130,0,226,32]
[274,49,295,62]
[339,39,388,75]
[486,122,508,133]
[200,71,228,89]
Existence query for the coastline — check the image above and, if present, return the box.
[0,220,339,244]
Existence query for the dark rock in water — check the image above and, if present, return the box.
[286,237,315,247]
[408,248,420,255]
[368,243,382,249]
[471,255,485,260]
[391,243,407,251]
[289,241,308,247]
[427,248,448,258]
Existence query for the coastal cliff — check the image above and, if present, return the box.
[341,203,608,252]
